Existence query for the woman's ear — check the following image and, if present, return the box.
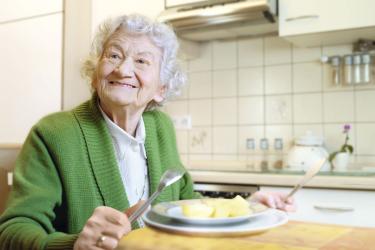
[153,85,166,103]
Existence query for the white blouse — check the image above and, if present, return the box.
[99,106,149,207]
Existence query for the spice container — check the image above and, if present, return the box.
[331,56,341,86]
[343,55,353,85]
[361,53,372,84]
[259,138,269,172]
[353,54,362,84]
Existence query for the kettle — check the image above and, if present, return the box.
[287,131,330,171]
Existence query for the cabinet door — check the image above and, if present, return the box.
[279,0,375,36]
[260,186,375,228]
[0,14,62,143]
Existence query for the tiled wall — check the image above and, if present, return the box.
[163,36,375,171]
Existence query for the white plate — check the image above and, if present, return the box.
[143,209,288,236]
[151,199,269,225]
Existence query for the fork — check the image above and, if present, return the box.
[128,168,185,223]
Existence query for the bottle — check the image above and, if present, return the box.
[259,138,269,172]
[273,138,284,170]
[330,56,341,86]
[361,53,372,84]
[245,138,255,171]
[343,55,353,85]
[353,54,362,84]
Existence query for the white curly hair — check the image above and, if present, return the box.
[81,14,187,110]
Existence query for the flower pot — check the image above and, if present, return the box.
[332,152,350,171]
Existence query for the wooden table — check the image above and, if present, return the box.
[117,221,375,250]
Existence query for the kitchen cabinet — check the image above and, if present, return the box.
[279,0,375,47]
[0,8,63,143]
[260,186,375,228]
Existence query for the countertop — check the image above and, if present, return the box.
[117,220,375,250]
[189,170,375,191]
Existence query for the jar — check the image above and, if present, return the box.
[343,55,353,85]
[353,54,362,84]
[361,53,372,84]
[331,56,341,86]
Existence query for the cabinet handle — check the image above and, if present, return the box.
[314,204,354,212]
[285,15,319,22]
[7,172,13,186]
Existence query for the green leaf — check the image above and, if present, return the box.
[341,144,354,154]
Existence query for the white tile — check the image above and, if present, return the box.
[189,99,211,126]
[355,90,375,122]
[212,127,238,154]
[265,125,293,153]
[212,69,237,97]
[238,67,264,96]
[238,38,263,67]
[293,62,322,93]
[293,125,324,141]
[179,154,189,168]
[189,127,212,154]
[238,126,264,154]
[164,101,188,116]
[238,96,264,125]
[293,93,323,123]
[189,154,212,161]
[265,95,292,124]
[322,44,352,57]
[188,71,211,98]
[176,131,188,154]
[323,92,354,122]
[212,40,237,70]
[212,98,237,125]
[293,45,321,63]
[356,123,375,155]
[324,123,355,154]
[264,37,292,65]
[188,42,212,72]
[265,65,292,94]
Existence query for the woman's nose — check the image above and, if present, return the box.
[114,58,134,77]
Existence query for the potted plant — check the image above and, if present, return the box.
[329,124,354,170]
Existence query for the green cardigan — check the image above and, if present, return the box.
[0,96,199,250]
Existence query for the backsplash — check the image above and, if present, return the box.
[163,36,375,171]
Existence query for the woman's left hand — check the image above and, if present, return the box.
[250,191,296,212]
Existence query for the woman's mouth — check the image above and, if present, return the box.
[109,81,137,88]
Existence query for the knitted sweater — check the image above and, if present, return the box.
[0,95,199,250]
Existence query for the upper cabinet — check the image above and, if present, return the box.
[279,0,375,47]
[166,0,203,8]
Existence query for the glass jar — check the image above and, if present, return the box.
[343,54,353,85]
[331,56,341,86]
[361,53,372,84]
[353,54,362,84]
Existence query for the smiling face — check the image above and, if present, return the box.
[93,27,164,113]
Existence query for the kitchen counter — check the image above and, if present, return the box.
[117,220,375,250]
[189,170,375,190]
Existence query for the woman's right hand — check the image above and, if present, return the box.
[73,206,131,250]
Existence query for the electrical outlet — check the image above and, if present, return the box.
[171,115,192,130]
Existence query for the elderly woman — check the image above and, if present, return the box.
[0,14,294,250]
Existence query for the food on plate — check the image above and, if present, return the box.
[181,195,252,218]
[182,203,214,218]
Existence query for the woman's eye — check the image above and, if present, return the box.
[110,54,121,59]
[136,59,148,64]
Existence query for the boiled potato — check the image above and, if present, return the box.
[182,203,214,218]
[182,195,252,218]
